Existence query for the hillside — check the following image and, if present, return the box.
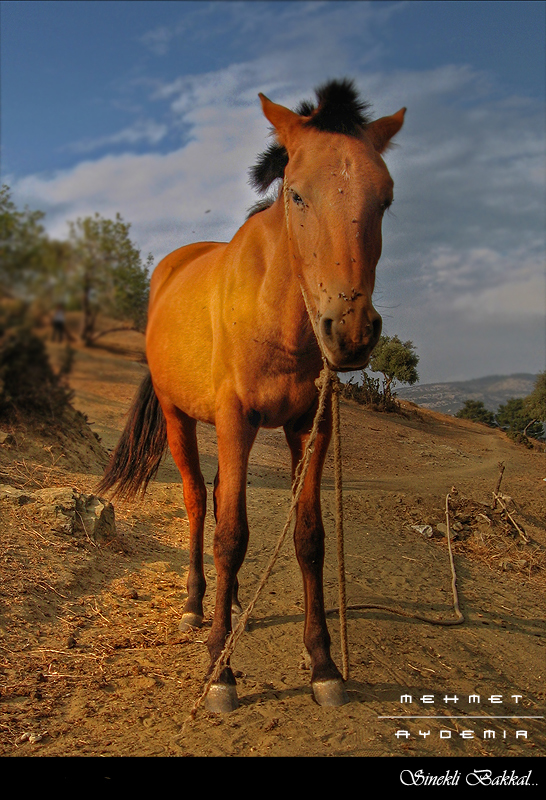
[0,334,545,758]
[397,373,539,415]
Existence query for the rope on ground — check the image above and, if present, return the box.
[325,488,465,627]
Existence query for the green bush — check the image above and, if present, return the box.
[342,373,398,412]
[496,397,543,440]
[455,400,495,426]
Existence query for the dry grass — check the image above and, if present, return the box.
[446,489,546,587]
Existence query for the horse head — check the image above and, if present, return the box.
[258,81,405,371]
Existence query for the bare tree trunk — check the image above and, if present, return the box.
[80,280,96,346]
[523,419,538,437]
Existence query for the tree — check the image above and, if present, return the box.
[67,213,152,345]
[455,399,495,426]
[0,186,81,318]
[0,185,49,300]
[368,334,419,404]
[524,372,546,430]
[496,397,543,441]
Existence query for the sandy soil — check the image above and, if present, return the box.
[0,330,545,759]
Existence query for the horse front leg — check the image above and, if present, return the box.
[205,399,258,713]
[285,401,349,707]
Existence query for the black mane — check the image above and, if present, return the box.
[302,78,372,135]
[248,79,372,199]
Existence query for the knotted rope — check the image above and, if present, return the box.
[188,181,349,719]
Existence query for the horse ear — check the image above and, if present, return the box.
[366,107,406,153]
[259,93,302,148]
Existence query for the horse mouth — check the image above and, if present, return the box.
[336,360,370,373]
[321,343,374,373]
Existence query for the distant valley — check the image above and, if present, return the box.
[395,373,539,416]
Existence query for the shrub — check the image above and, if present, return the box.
[496,397,543,440]
[455,400,495,426]
[0,324,73,422]
[342,373,398,412]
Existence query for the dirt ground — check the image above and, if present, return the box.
[1,328,545,759]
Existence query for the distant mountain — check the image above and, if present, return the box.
[396,373,539,416]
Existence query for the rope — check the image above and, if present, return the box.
[188,180,348,719]
[325,489,464,627]
[283,181,463,633]
[331,375,349,679]
[188,182,463,720]
[284,181,350,678]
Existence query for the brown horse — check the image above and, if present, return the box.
[99,79,405,712]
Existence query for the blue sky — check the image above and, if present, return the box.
[1,0,545,384]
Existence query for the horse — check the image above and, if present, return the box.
[99,79,405,713]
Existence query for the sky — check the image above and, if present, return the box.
[1,0,545,385]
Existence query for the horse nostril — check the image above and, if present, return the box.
[322,317,334,341]
[372,315,382,341]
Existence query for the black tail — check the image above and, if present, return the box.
[97,372,168,500]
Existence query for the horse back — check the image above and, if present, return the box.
[147,240,229,424]
[149,241,225,306]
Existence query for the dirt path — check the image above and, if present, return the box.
[0,336,545,759]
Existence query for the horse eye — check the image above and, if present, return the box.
[381,198,393,212]
[291,191,305,206]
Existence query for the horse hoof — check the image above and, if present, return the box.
[312,679,349,707]
[205,683,239,714]
[179,612,203,631]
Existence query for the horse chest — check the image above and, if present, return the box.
[239,359,318,429]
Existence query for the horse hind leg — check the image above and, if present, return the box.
[162,405,208,631]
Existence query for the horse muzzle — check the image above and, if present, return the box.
[318,303,382,372]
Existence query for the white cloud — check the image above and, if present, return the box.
[12,61,544,300]
[452,268,545,319]
[403,244,543,321]
[67,120,169,153]
[139,25,173,57]
[12,98,267,257]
